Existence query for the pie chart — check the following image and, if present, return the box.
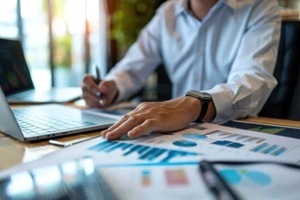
[220,169,271,186]
[173,140,198,147]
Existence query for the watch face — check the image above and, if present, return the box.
[199,92,212,100]
[187,90,212,101]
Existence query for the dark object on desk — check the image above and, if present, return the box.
[200,160,300,200]
[200,160,241,200]
[222,120,300,139]
[0,86,117,142]
[0,37,82,104]
[259,20,300,120]
[0,157,118,200]
[95,66,104,104]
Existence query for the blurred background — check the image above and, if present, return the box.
[0,0,299,101]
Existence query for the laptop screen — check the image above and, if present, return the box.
[0,38,34,96]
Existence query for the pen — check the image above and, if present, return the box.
[95,66,104,104]
[199,160,241,200]
[49,135,100,147]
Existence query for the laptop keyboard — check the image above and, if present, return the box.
[13,109,96,136]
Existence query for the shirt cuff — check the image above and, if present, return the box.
[202,87,233,123]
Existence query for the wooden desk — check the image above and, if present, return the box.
[0,130,100,171]
[1,102,300,171]
[240,117,300,128]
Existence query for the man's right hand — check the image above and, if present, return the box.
[81,74,118,108]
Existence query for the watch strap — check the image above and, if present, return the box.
[197,99,209,122]
[185,91,211,122]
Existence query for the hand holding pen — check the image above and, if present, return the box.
[95,66,104,105]
[81,66,119,108]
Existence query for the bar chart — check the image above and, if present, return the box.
[88,140,200,163]
[251,143,287,156]
[180,130,289,156]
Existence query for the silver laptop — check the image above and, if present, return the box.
[0,87,118,142]
[0,37,82,104]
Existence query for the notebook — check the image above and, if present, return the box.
[0,87,118,142]
[0,37,82,104]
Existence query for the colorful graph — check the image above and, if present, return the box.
[220,169,271,186]
[251,143,287,156]
[164,169,189,186]
[206,131,265,144]
[211,140,244,148]
[88,140,200,163]
[173,140,198,147]
[141,170,151,187]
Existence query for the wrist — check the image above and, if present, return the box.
[185,96,203,122]
[185,90,212,122]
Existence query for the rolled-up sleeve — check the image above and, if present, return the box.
[207,1,281,123]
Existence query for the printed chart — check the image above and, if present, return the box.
[88,140,199,163]
[83,123,300,167]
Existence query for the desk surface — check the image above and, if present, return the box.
[1,102,300,171]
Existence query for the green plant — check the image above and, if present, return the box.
[110,0,161,52]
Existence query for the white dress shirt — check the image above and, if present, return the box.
[105,0,281,123]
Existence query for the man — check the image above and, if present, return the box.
[81,0,281,140]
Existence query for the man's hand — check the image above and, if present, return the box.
[81,74,118,108]
[101,96,203,140]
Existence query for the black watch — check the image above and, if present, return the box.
[185,90,212,122]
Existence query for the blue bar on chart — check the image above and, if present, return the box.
[211,140,244,148]
[262,145,278,154]
[88,141,199,163]
[251,143,269,152]
[227,142,244,148]
[271,147,287,156]
[211,140,232,146]
[251,143,287,156]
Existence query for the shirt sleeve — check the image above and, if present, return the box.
[105,8,164,102]
[206,1,281,123]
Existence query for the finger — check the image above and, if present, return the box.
[127,118,156,138]
[103,115,144,140]
[82,74,98,91]
[99,81,118,106]
[81,87,102,107]
[101,106,143,135]
[101,115,130,137]
[101,103,156,139]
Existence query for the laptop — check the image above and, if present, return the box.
[0,37,82,104]
[0,86,118,142]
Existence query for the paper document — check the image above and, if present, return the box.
[215,163,300,200]
[2,123,300,177]
[1,123,300,200]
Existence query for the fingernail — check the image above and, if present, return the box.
[128,131,137,138]
[106,133,115,140]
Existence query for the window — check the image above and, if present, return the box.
[0,0,107,90]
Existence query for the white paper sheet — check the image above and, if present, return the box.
[1,123,300,200]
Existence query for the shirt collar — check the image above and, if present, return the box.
[175,0,238,16]
[174,0,189,16]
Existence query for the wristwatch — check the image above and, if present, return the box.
[185,90,212,122]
